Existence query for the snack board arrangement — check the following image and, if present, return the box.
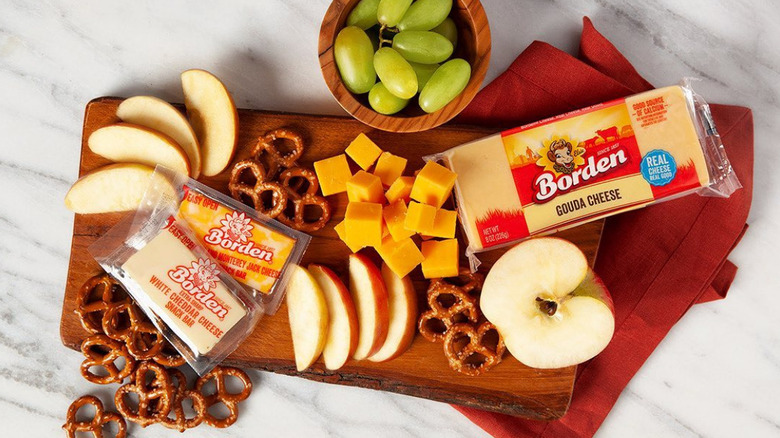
[61,96,605,423]
[58,0,741,436]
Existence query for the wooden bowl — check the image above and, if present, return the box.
[318,0,491,133]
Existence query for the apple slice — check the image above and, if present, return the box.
[349,254,390,360]
[88,123,190,175]
[117,95,202,178]
[181,69,238,177]
[368,263,417,362]
[309,264,359,370]
[481,237,615,369]
[286,265,329,371]
[65,163,162,213]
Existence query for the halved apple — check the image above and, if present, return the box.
[117,95,202,178]
[368,263,417,362]
[88,123,190,175]
[181,69,238,177]
[481,237,615,369]
[309,264,359,370]
[349,254,390,360]
[65,163,161,213]
[287,265,329,372]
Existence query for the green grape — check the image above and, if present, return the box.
[373,47,418,99]
[392,31,453,64]
[346,0,380,30]
[432,17,458,48]
[409,62,439,91]
[369,82,410,114]
[334,26,377,94]
[419,58,471,113]
[377,0,413,27]
[397,0,452,31]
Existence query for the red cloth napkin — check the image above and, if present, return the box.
[453,17,754,438]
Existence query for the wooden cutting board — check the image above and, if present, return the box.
[60,97,604,420]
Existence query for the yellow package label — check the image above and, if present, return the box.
[178,187,297,294]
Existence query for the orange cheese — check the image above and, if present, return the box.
[345,133,383,170]
[313,154,352,196]
[384,176,415,204]
[383,200,415,242]
[410,161,457,208]
[376,235,424,278]
[345,202,383,248]
[346,171,384,203]
[373,152,407,186]
[421,239,459,278]
[404,201,436,234]
[334,219,364,253]
[425,208,457,239]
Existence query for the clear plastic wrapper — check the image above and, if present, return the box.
[90,183,263,376]
[426,80,741,269]
[147,166,310,315]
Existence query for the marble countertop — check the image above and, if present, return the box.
[2,0,779,436]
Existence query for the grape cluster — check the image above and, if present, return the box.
[335,0,472,115]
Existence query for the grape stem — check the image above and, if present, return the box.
[378,24,399,48]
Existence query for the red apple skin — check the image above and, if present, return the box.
[590,271,614,315]
[368,263,418,362]
[349,253,390,359]
[309,264,359,360]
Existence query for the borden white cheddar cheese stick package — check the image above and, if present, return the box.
[90,185,262,375]
[429,81,740,268]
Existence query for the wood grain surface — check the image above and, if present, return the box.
[318,0,491,132]
[60,97,604,420]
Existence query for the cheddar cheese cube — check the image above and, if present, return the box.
[373,152,407,186]
[313,154,352,196]
[345,202,383,248]
[410,161,457,208]
[404,201,436,234]
[426,208,457,239]
[334,220,364,253]
[383,200,415,242]
[381,217,391,239]
[345,133,383,170]
[346,171,384,203]
[421,239,459,278]
[384,176,415,204]
[376,235,424,278]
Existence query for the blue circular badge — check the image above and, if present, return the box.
[640,149,677,186]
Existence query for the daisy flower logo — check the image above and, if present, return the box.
[220,211,253,243]
[187,258,220,292]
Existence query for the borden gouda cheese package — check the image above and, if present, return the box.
[431,82,740,267]
[90,184,263,376]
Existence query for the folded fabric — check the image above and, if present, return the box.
[453,17,753,438]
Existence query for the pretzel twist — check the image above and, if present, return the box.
[63,395,126,438]
[80,334,136,385]
[101,302,165,361]
[152,341,187,368]
[418,282,480,343]
[251,128,305,178]
[115,361,174,427]
[75,274,130,334]
[161,369,206,432]
[443,321,506,376]
[229,159,288,218]
[195,366,253,428]
[428,268,484,296]
[277,167,331,232]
